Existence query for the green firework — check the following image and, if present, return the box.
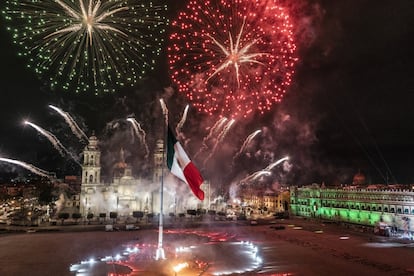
[3,0,168,94]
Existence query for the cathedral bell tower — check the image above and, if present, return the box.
[82,134,101,185]
[153,139,164,184]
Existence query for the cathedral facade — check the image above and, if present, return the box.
[79,134,210,218]
[79,135,165,218]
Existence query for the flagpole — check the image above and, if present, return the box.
[156,99,167,260]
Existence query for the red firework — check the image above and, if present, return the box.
[168,0,298,118]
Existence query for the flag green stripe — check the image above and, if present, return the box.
[167,126,177,170]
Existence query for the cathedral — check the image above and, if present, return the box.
[79,134,196,218]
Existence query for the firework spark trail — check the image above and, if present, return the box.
[25,121,80,165]
[175,105,189,138]
[203,119,236,167]
[239,171,260,184]
[252,170,272,180]
[127,118,142,142]
[49,105,88,141]
[239,156,289,184]
[0,157,51,178]
[204,117,229,147]
[239,168,268,184]
[215,119,236,146]
[25,121,65,156]
[233,129,261,164]
[266,156,289,170]
[127,118,149,159]
[194,117,228,159]
[159,99,169,125]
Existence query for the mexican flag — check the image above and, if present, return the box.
[167,126,205,200]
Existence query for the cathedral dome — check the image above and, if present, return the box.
[352,171,366,185]
[113,148,128,177]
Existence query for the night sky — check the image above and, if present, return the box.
[0,0,413,186]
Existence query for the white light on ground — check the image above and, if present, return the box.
[173,262,189,273]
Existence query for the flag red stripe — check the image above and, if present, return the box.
[183,162,205,200]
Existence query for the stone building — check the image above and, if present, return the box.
[290,183,414,234]
[79,134,209,218]
[79,135,165,218]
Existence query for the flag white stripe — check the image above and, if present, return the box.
[174,142,191,167]
[171,152,187,184]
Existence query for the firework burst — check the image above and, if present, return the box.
[168,0,298,118]
[3,0,167,94]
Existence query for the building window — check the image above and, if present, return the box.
[384,207,388,212]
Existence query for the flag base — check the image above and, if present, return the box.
[155,247,166,260]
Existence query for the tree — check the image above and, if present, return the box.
[208,210,216,217]
[196,209,205,219]
[58,212,69,225]
[146,213,154,222]
[109,212,118,223]
[72,213,82,223]
[99,213,106,224]
[132,211,144,222]
[187,209,197,219]
[169,212,175,221]
[217,211,226,220]
[87,213,94,224]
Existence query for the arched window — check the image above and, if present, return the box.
[89,174,94,183]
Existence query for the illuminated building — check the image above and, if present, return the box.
[290,183,414,233]
[80,135,165,218]
[239,185,290,214]
[79,135,210,218]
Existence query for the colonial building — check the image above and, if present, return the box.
[80,135,162,217]
[79,135,209,218]
[239,185,290,214]
[290,183,414,233]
